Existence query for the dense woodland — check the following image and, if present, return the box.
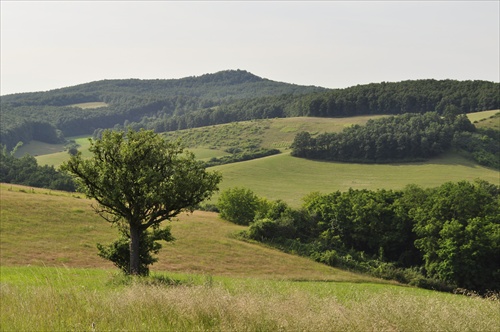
[1,70,498,150]
[218,181,500,294]
[290,111,499,169]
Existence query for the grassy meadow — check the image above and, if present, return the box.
[211,151,499,206]
[466,109,499,124]
[12,111,500,207]
[70,101,109,109]
[20,115,386,168]
[1,184,499,331]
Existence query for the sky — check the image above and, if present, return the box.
[1,1,499,95]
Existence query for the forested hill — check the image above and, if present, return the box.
[1,69,498,150]
[1,70,324,106]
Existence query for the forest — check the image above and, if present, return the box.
[290,111,499,169]
[1,70,498,150]
[218,180,500,294]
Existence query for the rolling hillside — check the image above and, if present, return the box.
[211,151,499,207]
[0,183,374,281]
[11,111,499,207]
[1,70,498,150]
[2,185,499,331]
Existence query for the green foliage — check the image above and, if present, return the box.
[291,112,475,162]
[244,180,500,293]
[217,187,264,225]
[412,180,500,292]
[61,129,222,275]
[0,144,75,191]
[205,148,280,167]
[97,226,174,276]
[452,127,500,169]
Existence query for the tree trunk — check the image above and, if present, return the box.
[129,224,141,275]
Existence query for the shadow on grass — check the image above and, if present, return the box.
[107,273,186,287]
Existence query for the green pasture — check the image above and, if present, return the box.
[69,101,108,109]
[466,109,499,123]
[2,265,499,332]
[471,110,499,131]
[211,151,500,207]
[163,115,386,152]
[13,140,66,158]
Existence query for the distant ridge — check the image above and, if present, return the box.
[0,71,498,150]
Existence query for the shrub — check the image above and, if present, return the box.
[218,187,261,225]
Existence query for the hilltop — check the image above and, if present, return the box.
[1,69,498,150]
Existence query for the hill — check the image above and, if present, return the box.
[211,152,499,207]
[0,70,324,149]
[10,112,500,207]
[2,183,499,331]
[1,69,498,150]
[0,183,375,281]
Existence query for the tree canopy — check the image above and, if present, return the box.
[1,71,497,150]
[61,129,222,275]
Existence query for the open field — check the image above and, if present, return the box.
[0,184,368,281]
[13,140,66,158]
[471,110,499,131]
[2,266,499,332]
[69,101,109,109]
[1,184,499,331]
[466,109,499,123]
[25,115,386,167]
[211,151,500,207]
[164,115,388,152]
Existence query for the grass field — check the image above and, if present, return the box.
[17,110,497,167]
[0,184,364,280]
[471,110,499,131]
[211,151,499,206]
[2,266,499,332]
[163,115,388,152]
[69,101,108,109]
[1,184,499,331]
[466,109,499,123]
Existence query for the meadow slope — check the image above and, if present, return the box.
[0,184,373,282]
[211,151,499,207]
[1,184,499,331]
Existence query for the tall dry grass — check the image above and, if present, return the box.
[1,268,499,331]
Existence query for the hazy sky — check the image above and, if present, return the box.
[1,1,499,95]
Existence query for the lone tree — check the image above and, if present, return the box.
[62,129,222,275]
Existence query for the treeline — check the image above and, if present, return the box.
[0,145,75,191]
[1,71,498,150]
[111,79,500,136]
[204,148,280,167]
[217,181,500,294]
[1,70,324,150]
[290,112,475,162]
[290,112,499,168]
[297,79,498,117]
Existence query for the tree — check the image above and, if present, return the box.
[61,129,222,275]
[412,180,499,291]
[217,187,262,225]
